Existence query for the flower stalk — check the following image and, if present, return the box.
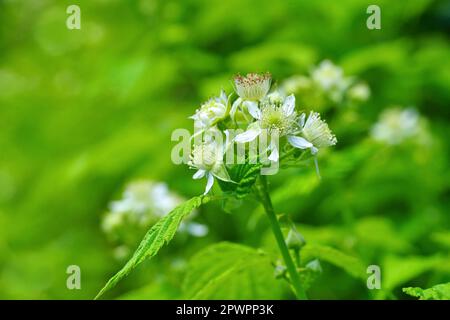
[256,175,308,300]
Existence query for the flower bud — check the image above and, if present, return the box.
[286,228,306,250]
[306,259,322,273]
[274,264,287,279]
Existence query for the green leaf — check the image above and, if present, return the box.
[355,217,411,253]
[271,173,319,206]
[218,163,261,199]
[382,255,448,291]
[431,232,450,249]
[403,282,450,300]
[95,195,214,299]
[302,244,367,280]
[183,242,286,299]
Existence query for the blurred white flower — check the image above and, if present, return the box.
[113,245,130,260]
[348,83,370,102]
[281,75,312,94]
[101,180,208,260]
[102,210,127,233]
[190,90,228,129]
[109,181,181,220]
[312,60,344,91]
[371,108,422,145]
[102,180,209,247]
[189,138,231,194]
[103,181,183,234]
[311,60,352,103]
[179,221,209,237]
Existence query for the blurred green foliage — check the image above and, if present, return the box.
[0,0,449,299]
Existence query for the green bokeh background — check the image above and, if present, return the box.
[0,0,449,299]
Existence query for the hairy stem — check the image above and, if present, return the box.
[256,176,307,300]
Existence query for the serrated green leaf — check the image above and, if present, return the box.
[302,244,367,280]
[218,163,261,199]
[183,242,286,299]
[95,195,214,299]
[403,282,450,300]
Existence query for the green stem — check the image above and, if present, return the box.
[256,176,307,300]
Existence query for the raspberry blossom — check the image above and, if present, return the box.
[190,90,228,129]
[230,73,272,121]
[189,139,231,194]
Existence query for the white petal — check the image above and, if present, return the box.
[282,94,295,116]
[298,113,306,127]
[244,101,261,119]
[288,135,313,149]
[268,143,279,162]
[204,173,215,194]
[193,169,206,180]
[224,129,231,153]
[235,127,262,143]
[230,98,242,120]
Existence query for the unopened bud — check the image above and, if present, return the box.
[306,259,322,273]
[274,264,287,279]
[286,228,306,250]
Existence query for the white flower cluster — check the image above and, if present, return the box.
[282,60,370,104]
[102,180,208,257]
[188,73,338,194]
[371,107,428,145]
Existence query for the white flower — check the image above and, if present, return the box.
[104,181,186,232]
[371,108,420,145]
[311,60,352,103]
[102,180,209,254]
[230,73,271,121]
[189,139,231,194]
[190,90,228,129]
[109,181,182,219]
[110,181,157,215]
[179,221,209,237]
[281,75,312,94]
[101,210,127,233]
[311,60,344,91]
[288,111,337,155]
[348,83,370,102]
[235,94,297,162]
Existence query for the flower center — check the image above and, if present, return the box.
[260,105,296,135]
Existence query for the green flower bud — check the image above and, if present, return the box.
[286,228,306,250]
[306,259,322,273]
[274,264,287,279]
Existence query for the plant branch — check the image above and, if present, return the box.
[256,176,308,300]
